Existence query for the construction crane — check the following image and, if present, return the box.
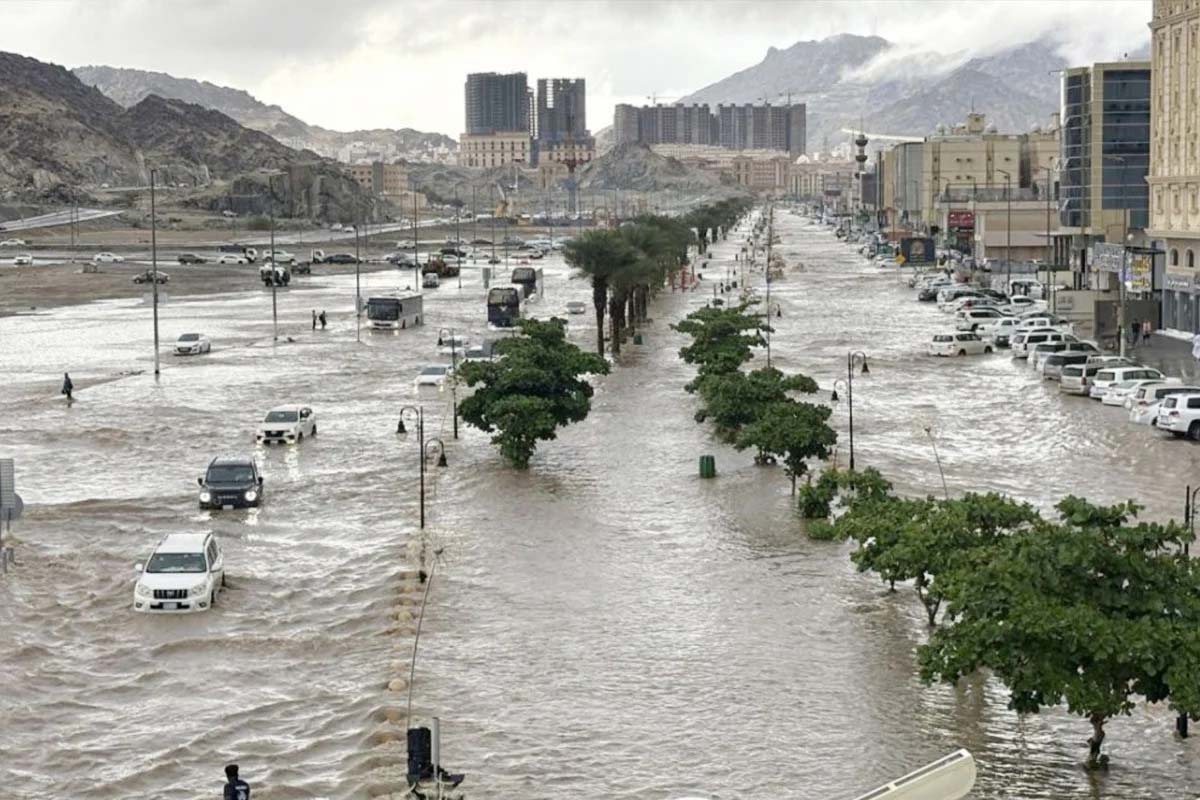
[646,93,680,105]
[839,128,923,143]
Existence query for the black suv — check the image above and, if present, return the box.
[198,456,263,510]
[177,253,207,264]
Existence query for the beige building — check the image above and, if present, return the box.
[790,160,857,210]
[1150,0,1200,326]
[730,154,792,193]
[347,162,412,197]
[457,132,533,168]
[969,199,1059,265]
[920,113,1023,228]
[539,139,596,166]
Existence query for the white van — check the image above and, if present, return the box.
[1011,330,1076,359]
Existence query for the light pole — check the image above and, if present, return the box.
[997,169,1012,294]
[149,169,161,376]
[830,350,869,470]
[355,200,362,343]
[264,171,283,343]
[1104,155,1131,357]
[437,327,459,439]
[924,426,950,499]
[765,203,774,368]
[397,405,448,530]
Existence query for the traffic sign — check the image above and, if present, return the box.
[3,493,22,522]
[0,459,13,511]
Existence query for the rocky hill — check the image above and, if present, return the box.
[0,51,373,220]
[678,34,1087,150]
[74,65,456,157]
[578,142,740,196]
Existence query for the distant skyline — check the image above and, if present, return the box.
[0,0,1151,136]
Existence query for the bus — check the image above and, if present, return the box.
[487,286,522,328]
[367,292,423,331]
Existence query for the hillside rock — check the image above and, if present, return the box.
[74,65,456,156]
[577,142,741,195]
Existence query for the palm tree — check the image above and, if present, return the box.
[563,229,636,357]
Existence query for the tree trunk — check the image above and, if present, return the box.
[1087,714,1108,769]
[609,295,623,356]
[592,277,607,357]
[916,576,940,626]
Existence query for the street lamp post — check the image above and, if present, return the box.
[997,169,1012,295]
[1104,155,1132,357]
[924,426,950,499]
[150,169,161,376]
[765,203,774,368]
[437,328,460,439]
[266,172,280,343]
[830,350,870,470]
[355,203,362,343]
[397,405,448,530]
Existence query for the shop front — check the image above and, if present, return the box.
[1162,272,1200,334]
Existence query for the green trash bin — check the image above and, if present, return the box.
[634,333,643,345]
[699,455,716,479]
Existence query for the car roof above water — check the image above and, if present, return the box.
[209,455,255,468]
[155,532,209,553]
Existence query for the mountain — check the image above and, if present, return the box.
[578,142,742,198]
[73,65,456,157]
[678,34,1079,152]
[0,51,372,220]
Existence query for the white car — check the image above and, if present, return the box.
[174,333,211,355]
[566,301,587,315]
[937,290,986,312]
[1002,296,1046,314]
[12,253,33,266]
[438,334,469,357]
[0,238,28,247]
[133,532,224,613]
[1129,384,1200,424]
[955,308,1005,331]
[415,365,453,388]
[1030,341,1098,372]
[216,254,248,265]
[1155,393,1200,438]
[256,405,317,444]
[1101,379,1160,407]
[93,252,124,263]
[1089,367,1165,400]
[1011,331,1075,359]
[423,272,441,289]
[928,332,992,357]
[262,249,296,265]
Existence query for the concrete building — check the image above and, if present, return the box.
[457,132,533,168]
[730,154,792,193]
[611,102,804,154]
[1149,0,1200,332]
[1058,62,1152,291]
[790,160,857,211]
[536,79,587,143]
[347,162,409,196]
[614,104,640,146]
[464,72,531,135]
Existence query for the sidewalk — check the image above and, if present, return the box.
[1128,332,1200,379]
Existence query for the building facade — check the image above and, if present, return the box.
[612,102,804,154]
[464,72,531,135]
[458,132,533,168]
[536,79,587,143]
[1149,0,1200,331]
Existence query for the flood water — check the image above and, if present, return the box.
[2,214,1199,800]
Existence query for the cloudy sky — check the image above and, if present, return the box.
[1,0,1151,135]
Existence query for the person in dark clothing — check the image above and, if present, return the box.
[223,764,250,800]
[312,310,317,330]
[61,373,73,401]
[319,310,327,330]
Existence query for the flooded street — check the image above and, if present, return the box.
[3,214,1200,799]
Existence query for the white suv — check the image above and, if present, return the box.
[257,405,317,444]
[1089,367,1164,400]
[133,533,224,613]
[1155,393,1200,438]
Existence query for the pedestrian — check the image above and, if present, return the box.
[312,310,317,330]
[223,764,250,800]
[1193,332,1200,365]
[1142,318,1152,343]
[1130,319,1140,346]
[319,311,327,330]
[61,372,73,401]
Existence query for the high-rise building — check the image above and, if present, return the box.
[614,104,640,146]
[537,79,587,143]
[613,102,804,154]
[1149,0,1200,333]
[464,72,531,135]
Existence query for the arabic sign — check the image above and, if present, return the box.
[947,210,975,229]
[1091,243,1125,274]
[1165,273,1191,292]
[1128,255,1152,292]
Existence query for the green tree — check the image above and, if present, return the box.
[919,497,1200,767]
[456,318,609,468]
[673,303,764,390]
[562,229,637,357]
[735,400,837,493]
[694,366,817,441]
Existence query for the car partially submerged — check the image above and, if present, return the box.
[256,406,316,444]
[133,532,225,613]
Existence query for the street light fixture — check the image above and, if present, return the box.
[149,168,161,376]
[398,404,449,530]
[437,327,460,439]
[830,350,869,470]
[996,169,1012,294]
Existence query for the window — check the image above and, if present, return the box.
[1173,248,1180,266]
[1189,398,1200,409]
[1190,250,1196,268]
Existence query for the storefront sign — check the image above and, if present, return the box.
[1128,255,1152,292]
[1165,273,1191,292]
[947,210,975,229]
[1092,243,1125,274]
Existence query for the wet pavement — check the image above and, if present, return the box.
[2,213,1200,799]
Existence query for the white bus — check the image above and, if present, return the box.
[366,292,423,331]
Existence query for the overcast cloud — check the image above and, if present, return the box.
[0,0,1151,135]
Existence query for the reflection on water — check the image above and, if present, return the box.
[1,224,1199,799]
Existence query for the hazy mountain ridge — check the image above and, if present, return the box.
[679,34,1086,151]
[74,65,456,156]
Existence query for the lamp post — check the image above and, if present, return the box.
[397,405,448,530]
[923,426,950,499]
[765,203,774,368]
[437,328,459,439]
[149,169,161,376]
[830,350,869,470]
[996,169,1012,294]
[1104,155,1132,357]
[263,171,284,343]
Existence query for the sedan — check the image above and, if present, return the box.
[928,332,992,357]
[1,238,29,247]
[323,253,361,264]
[12,253,33,266]
[174,333,211,356]
[566,301,587,315]
[93,252,125,263]
[216,254,248,265]
[133,269,169,284]
[177,253,207,264]
[1102,379,1162,407]
[414,365,453,388]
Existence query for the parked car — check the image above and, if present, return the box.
[256,406,316,445]
[1102,379,1163,407]
[197,456,263,510]
[1011,331,1076,359]
[566,301,587,315]
[12,253,33,266]
[174,333,211,355]
[1130,384,1200,425]
[93,252,125,263]
[177,253,207,264]
[1041,352,1093,380]
[386,252,415,266]
[1088,366,1165,400]
[438,333,469,357]
[1002,296,1046,313]
[132,532,224,613]
[1030,341,1098,371]
[216,254,248,265]
[0,238,29,247]
[928,332,992,357]
[1155,393,1200,438]
[132,269,169,284]
[415,365,453,388]
[323,253,361,264]
[955,308,1005,331]
[938,289,986,312]
[262,249,296,264]
[422,272,441,289]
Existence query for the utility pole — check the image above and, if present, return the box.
[269,176,278,343]
[997,169,1012,294]
[355,203,362,344]
[150,169,160,376]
